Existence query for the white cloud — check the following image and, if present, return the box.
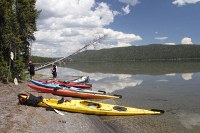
[119,0,140,15]
[119,0,140,6]
[165,43,176,45]
[122,5,130,14]
[98,28,142,48]
[32,0,142,57]
[181,37,193,45]
[104,29,142,42]
[115,42,132,47]
[172,0,200,6]
[155,37,168,41]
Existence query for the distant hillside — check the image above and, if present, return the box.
[70,44,200,62]
[30,56,57,64]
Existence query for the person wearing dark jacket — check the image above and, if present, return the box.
[51,64,57,80]
[28,60,35,80]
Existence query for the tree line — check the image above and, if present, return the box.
[30,55,58,65]
[70,44,200,62]
[0,0,39,82]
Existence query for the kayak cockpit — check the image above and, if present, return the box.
[80,101,101,108]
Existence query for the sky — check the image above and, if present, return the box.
[32,0,200,57]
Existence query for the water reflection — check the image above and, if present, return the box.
[63,61,200,75]
[178,112,200,129]
[38,61,200,132]
[89,73,143,93]
[182,73,193,80]
[38,67,143,93]
[166,73,194,80]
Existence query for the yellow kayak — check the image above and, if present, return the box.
[18,92,164,116]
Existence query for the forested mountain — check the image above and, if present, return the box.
[30,56,57,64]
[0,0,39,82]
[70,44,200,62]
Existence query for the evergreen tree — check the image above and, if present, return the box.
[16,0,39,64]
[0,0,40,82]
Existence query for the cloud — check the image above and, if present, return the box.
[181,37,193,45]
[97,28,142,48]
[89,28,142,49]
[33,0,142,57]
[155,36,168,41]
[119,0,140,6]
[122,5,130,14]
[115,42,132,47]
[165,43,176,45]
[104,29,142,42]
[172,0,200,6]
[119,0,140,15]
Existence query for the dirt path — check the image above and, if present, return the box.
[0,81,115,133]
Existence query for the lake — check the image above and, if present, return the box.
[38,61,200,133]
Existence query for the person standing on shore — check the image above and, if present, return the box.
[28,60,35,80]
[51,64,57,80]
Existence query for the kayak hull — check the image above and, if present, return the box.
[18,93,164,116]
[30,80,105,94]
[72,76,90,83]
[37,79,92,89]
[27,84,119,99]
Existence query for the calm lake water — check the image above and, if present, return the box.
[38,61,200,133]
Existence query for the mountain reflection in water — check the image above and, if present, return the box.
[37,61,200,132]
[62,61,200,75]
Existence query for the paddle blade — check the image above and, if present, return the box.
[54,109,65,116]
[45,106,64,115]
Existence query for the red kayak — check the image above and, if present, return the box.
[27,84,121,99]
[37,79,92,89]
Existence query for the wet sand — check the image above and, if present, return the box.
[0,81,115,133]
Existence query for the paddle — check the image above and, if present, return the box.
[45,102,65,116]
[44,98,65,115]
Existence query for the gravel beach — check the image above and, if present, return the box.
[0,81,115,133]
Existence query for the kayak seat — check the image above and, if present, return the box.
[113,106,127,111]
[80,101,101,108]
